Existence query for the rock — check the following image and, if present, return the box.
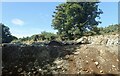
[100,70,103,73]
[57,66,61,69]
[91,59,95,62]
[112,65,116,68]
[18,68,23,72]
[97,66,101,69]
[2,34,119,75]
[87,34,119,45]
[116,59,119,62]
[94,61,99,66]
[86,70,89,73]
[73,51,80,55]
[101,38,108,45]
[85,61,89,64]
[48,40,63,46]
[53,59,63,65]
[82,68,88,71]
[107,39,114,45]
[64,55,69,59]
[62,41,74,45]
[38,69,42,71]
[52,70,58,74]
[76,37,89,44]
[43,70,47,73]
[50,66,56,70]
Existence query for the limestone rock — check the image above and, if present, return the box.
[76,37,89,44]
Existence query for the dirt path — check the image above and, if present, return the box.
[67,55,78,74]
[65,44,120,74]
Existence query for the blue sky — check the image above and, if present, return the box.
[2,2,118,38]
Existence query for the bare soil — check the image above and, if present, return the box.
[2,44,120,76]
[65,44,119,74]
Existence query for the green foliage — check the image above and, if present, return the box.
[29,31,57,41]
[40,31,57,41]
[10,24,120,43]
[98,24,119,35]
[17,31,58,42]
[52,2,103,40]
[0,23,18,43]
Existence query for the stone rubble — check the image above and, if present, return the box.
[76,34,119,45]
[2,34,120,75]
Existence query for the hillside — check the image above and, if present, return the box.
[2,34,120,76]
[1,2,119,76]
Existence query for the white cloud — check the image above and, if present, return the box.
[11,18,24,26]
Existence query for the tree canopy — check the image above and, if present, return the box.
[16,31,58,43]
[0,23,17,43]
[52,2,103,40]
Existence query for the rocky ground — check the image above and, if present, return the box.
[1,34,120,76]
[53,44,120,74]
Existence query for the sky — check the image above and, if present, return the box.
[1,2,118,38]
[1,0,120,2]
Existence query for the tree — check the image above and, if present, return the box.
[98,24,119,34]
[0,23,17,43]
[40,31,57,41]
[52,2,103,40]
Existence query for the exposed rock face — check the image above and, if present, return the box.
[76,34,119,45]
[94,34,118,45]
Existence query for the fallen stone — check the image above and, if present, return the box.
[53,59,63,65]
[100,70,104,73]
[112,65,116,68]
[94,61,99,66]
[57,66,61,69]
[73,51,80,55]
[76,37,89,44]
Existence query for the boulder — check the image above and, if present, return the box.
[76,37,89,44]
[48,40,63,46]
